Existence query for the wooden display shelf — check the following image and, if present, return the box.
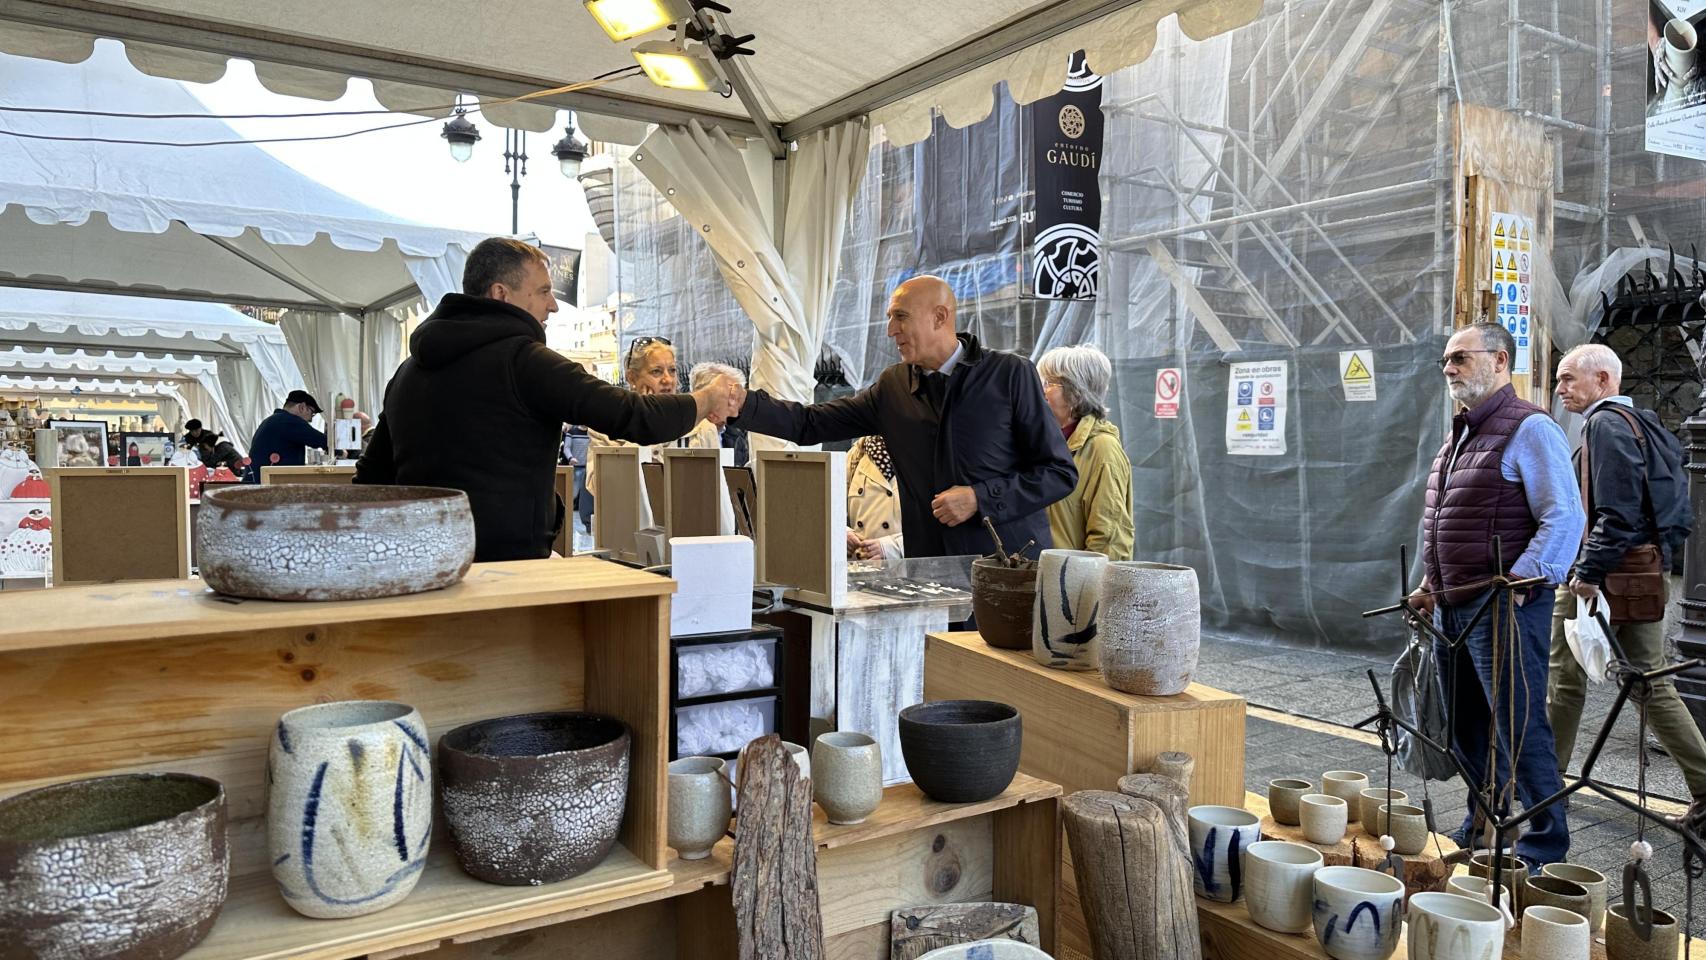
[260,465,357,484]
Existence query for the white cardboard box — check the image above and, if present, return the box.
[669,535,753,636]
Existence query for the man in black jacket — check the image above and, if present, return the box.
[356,238,744,561]
[729,275,1076,559]
[1548,342,1702,802]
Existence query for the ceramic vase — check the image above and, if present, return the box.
[1268,778,1312,826]
[1312,866,1405,960]
[1523,875,1589,918]
[1300,793,1348,846]
[811,731,883,825]
[1541,863,1607,936]
[268,700,431,918]
[1097,561,1200,695]
[1187,805,1260,902]
[1606,905,1679,960]
[1523,906,1589,960]
[1664,19,1698,106]
[1244,840,1323,933]
[971,557,1038,651]
[1321,771,1369,805]
[1032,549,1107,670]
[1407,892,1506,960]
[1357,788,1406,832]
[1376,803,1427,855]
[668,756,731,860]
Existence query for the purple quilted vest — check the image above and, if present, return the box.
[1422,384,1547,603]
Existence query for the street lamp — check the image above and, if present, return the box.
[503,129,528,235]
[551,117,589,179]
[440,106,480,163]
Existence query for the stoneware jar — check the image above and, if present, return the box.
[1357,788,1406,832]
[1244,840,1323,933]
[811,731,883,825]
[1321,771,1370,805]
[1097,561,1201,695]
[1031,549,1107,670]
[898,700,1021,803]
[1312,865,1406,960]
[1606,905,1678,960]
[268,700,431,918]
[1299,793,1348,846]
[970,556,1038,651]
[1187,805,1261,902]
[1523,905,1590,960]
[0,773,229,960]
[1407,891,1506,960]
[1376,803,1427,856]
[667,756,731,860]
[439,712,631,885]
[1541,863,1607,935]
[1522,874,1590,918]
[1268,778,1312,826]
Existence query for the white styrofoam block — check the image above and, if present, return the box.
[669,535,753,596]
[670,590,752,637]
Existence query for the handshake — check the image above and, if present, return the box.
[692,373,747,426]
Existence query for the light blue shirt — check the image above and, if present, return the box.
[1494,414,1585,583]
[933,342,966,377]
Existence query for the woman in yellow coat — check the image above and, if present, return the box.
[1037,345,1134,561]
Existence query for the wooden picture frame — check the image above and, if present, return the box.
[47,419,107,468]
[119,431,175,467]
[259,465,357,485]
[48,466,191,585]
[640,460,668,528]
[554,465,576,557]
[591,445,647,564]
[661,448,734,541]
[723,466,758,540]
[753,450,847,608]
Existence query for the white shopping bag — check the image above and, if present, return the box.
[1564,595,1614,684]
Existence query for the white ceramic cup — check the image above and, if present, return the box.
[1446,874,1516,926]
[1357,787,1406,830]
[1187,805,1261,902]
[667,756,731,860]
[811,731,882,825]
[1322,771,1370,805]
[1300,793,1348,845]
[1245,840,1324,933]
[1312,866,1406,960]
[1541,863,1607,936]
[1523,905,1589,960]
[1409,891,1506,960]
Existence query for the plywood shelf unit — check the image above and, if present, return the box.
[259,465,357,484]
[0,557,678,960]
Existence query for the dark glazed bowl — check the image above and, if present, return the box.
[970,557,1038,651]
[898,700,1023,803]
[439,712,632,885]
[0,773,229,960]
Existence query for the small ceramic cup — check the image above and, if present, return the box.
[667,756,731,860]
[1299,793,1348,846]
[1269,778,1312,827]
[1245,841,1324,933]
[1606,904,1679,960]
[1523,906,1590,960]
[1376,803,1428,855]
[1541,863,1607,936]
[1447,875,1516,923]
[1187,805,1261,902]
[1321,771,1370,805]
[1523,875,1589,918]
[1357,788,1406,831]
[1408,892,1507,960]
[1468,852,1527,907]
[810,732,882,825]
[1312,865,1405,960]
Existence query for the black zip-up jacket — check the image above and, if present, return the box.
[356,295,697,561]
[1572,400,1692,584]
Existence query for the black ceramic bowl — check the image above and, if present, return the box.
[898,700,1022,803]
[439,712,631,885]
[0,773,229,959]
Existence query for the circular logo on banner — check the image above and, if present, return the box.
[1059,105,1086,139]
[1063,50,1103,92]
[1032,223,1100,300]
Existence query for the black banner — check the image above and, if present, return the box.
[1026,52,1104,301]
[541,243,582,307]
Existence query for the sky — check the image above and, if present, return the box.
[186,57,598,249]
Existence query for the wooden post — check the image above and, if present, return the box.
[732,735,824,960]
[1147,751,1196,794]
[1063,788,1201,960]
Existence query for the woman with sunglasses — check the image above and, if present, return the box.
[585,336,724,506]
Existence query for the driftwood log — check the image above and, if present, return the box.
[888,902,1040,959]
[733,734,824,960]
[1116,773,1190,828]
[1063,785,1201,960]
[1147,751,1196,793]
[1350,829,1457,898]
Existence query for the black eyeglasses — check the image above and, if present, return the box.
[1436,349,1499,370]
[625,335,673,364]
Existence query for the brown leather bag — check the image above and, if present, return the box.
[1578,405,1667,624]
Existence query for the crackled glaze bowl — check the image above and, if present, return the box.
[197,484,474,601]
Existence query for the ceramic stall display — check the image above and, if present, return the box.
[1268,778,1312,826]
[1299,793,1348,846]
[0,773,228,960]
[1523,906,1589,960]
[1312,866,1406,960]
[811,731,882,825]
[970,556,1038,650]
[1321,770,1370,805]
[1541,863,1607,935]
[1245,840,1324,933]
[1522,875,1589,918]
[1357,788,1406,831]
[198,484,475,601]
[1187,804,1261,902]
[1031,549,1107,670]
[1407,892,1506,960]
[1468,852,1527,908]
[1375,803,1427,856]
[898,700,1021,803]
[1606,904,1679,960]
[439,712,631,885]
[1447,875,1515,921]
[668,756,731,860]
[269,700,432,918]
[1097,561,1201,695]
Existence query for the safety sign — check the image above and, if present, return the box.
[1226,360,1287,456]
[1339,349,1376,401]
[1154,367,1181,419]
[1489,210,1533,375]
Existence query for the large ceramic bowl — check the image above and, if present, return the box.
[197,484,475,601]
[439,712,632,885]
[1312,865,1406,960]
[898,700,1021,803]
[0,773,229,960]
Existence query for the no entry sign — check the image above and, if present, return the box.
[1154,367,1181,419]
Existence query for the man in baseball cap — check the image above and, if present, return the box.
[244,390,327,482]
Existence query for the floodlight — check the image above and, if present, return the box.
[584,0,693,41]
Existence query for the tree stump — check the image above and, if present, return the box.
[733,734,824,960]
[1116,773,1189,829]
[1257,816,1354,866]
[888,902,1040,959]
[1063,787,1201,960]
[1350,829,1458,899]
[1148,751,1196,793]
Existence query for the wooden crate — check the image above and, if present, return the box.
[260,465,357,484]
[753,450,846,608]
[0,558,676,960]
[925,631,1247,959]
[47,465,190,584]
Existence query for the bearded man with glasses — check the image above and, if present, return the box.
[1406,321,1583,870]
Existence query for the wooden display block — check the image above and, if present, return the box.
[754,449,846,608]
[660,447,733,540]
[48,466,190,585]
[1250,791,1457,898]
[591,445,648,564]
[0,558,677,960]
[259,465,356,484]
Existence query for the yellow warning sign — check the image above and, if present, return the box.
[1520,224,1530,241]
[1236,409,1253,431]
[1343,354,1372,381]
[1494,220,1506,237]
